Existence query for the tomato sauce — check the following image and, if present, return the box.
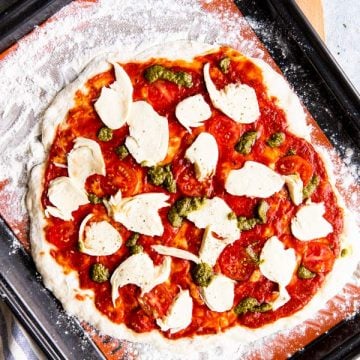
[41,47,343,337]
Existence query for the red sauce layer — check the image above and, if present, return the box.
[41,47,343,337]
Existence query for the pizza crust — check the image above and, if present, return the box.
[27,40,359,357]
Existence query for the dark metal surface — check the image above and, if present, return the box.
[0,0,359,359]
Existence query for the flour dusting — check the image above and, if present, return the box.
[0,1,359,359]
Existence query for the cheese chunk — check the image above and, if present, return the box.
[175,94,211,132]
[199,226,232,266]
[68,137,106,187]
[111,253,171,305]
[94,63,133,129]
[152,245,200,264]
[78,214,122,256]
[46,176,89,221]
[259,236,297,310]
[187,197,240,241]
[284,174,303,205]
[225,161,284,198]
[203,63,260,124]
[105,190,169,236]
[291,202,333,241]
[125,101,169,167]
[156,289,193,333]
[185,132,218,181]
[201,274,235,312]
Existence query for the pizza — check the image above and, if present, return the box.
[26,41,357,354]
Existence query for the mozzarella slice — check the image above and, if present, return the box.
[187,197,240,241]
[125,101,169,167]
[67,137,106,187]
[94,63,133,129]
[284,174,303,205]
[156,289,193,333]
[185,132,218,181]
[201,274,235,312]
[175,94,211,132]
[259,236,297,309]
[45,176,89,221]
[105,190,169,236]
[203,63,260,124]
[78,214,122,256]
[199,226,231,266]
[152,245,200,263]
[291,202,333,241]
[225,161,285,198]
[111,253,171,305]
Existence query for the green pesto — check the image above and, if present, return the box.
[192,262,213,287]
[90,263,110,283]
[88,193,103,205]
[97,127,113,142]
[129,244,143,255]
[303,175,320,199]
[235,131,258,155]
[144,64,193,88]
[115,144,129,160]
[286,148,297,156]
[227,211,237,220]
[168,197,205,227]
[256,200,269,224]
[297,265,316,279]
[237,216,257,231]
[219,57,231,73]
[245,245,260,265]
[341,248,349,257]
[148,164,176,193]
[267,132,285,148]
[234,297,272,315]
[126,233,140,247]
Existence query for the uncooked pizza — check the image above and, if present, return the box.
[26,42,356,352]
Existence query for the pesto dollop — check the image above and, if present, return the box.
[267,132,285,147]
[256,200,269,224]
[97,127,113,142]
[192,262,213,287]
[168,197,205,227]
[237,216,257,231]
[144,64,193,87]
[235,131,258,155]
[219,57,231,73]
[125,233,143,254]
[303,174,319,199]
[115,144,129,160]
[88,193,103,204]
[90,263,110,283]
[245,245,260,265]
[234,297,272,315]
[297,265,316,279]
[148,164,176,193]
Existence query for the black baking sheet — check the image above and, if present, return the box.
[0,0,359,359]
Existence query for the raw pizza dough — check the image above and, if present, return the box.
[26,41,358,356]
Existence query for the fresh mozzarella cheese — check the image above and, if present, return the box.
[125,101,169,167]
[156,289,193,333]
[199,226,232,266]
[175,94,211,132]
[94,63,133,129]
[152,245,200,263]
[291,202,333,241]
[78,214,122,256]
[187,197,240,241]
[184,132,218,181]
[259,236,297,310]
[284,174,303,205]
[201,274,235,312]
[45,176,89,220]
[111,253,171,305]
[203,63,260,124]
[225,161,285,198]
[67,137,106,187]
[105,190,169,236]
